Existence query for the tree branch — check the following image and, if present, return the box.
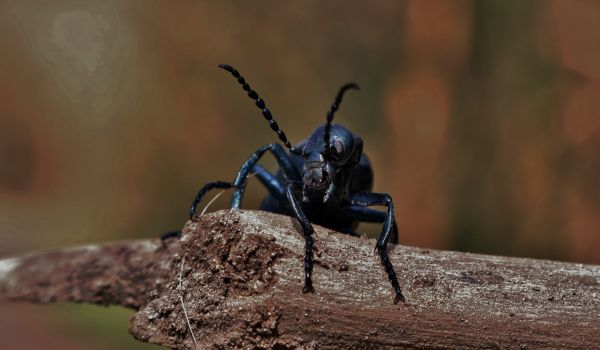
[1,210,599,349]
[0,239,179,309]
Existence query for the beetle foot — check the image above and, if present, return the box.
[394,292,406,304]
[302,282,315,294]
[160,230,182,241]
[160,230,182,247]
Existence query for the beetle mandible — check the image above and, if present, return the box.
[189,64,405,303]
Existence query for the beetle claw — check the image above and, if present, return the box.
[394,292,406,304]
[302,283,315,294]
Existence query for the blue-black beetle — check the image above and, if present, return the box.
[188,64,404,303]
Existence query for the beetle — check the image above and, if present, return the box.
[188,64,405,303]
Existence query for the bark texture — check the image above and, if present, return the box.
[1,210,599,349]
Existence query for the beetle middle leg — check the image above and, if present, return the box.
[341,205,399,244]
[285,182,316,294]
[251,164,287,203]
[349,192,405,303]
[230,143,301,209]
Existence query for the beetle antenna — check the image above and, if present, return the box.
[324,82,360,149]
[218,64,301,155]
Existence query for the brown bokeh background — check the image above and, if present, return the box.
[1,1,599,348]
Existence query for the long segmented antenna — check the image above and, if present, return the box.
[323,83,360,151]
[218,64,301,155]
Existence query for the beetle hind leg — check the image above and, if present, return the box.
[160,230,182,240]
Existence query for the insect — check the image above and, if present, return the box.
[189,64,405,303]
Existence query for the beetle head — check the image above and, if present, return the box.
[301,124,363,201]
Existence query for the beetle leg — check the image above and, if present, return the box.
[252,164,286,203]
[285,182,315,294]
[231,143,301,209]
[341,205,398,244]
[349,192,405,303]
[189,181,234,219]
[159,230,182,240]
[158,230,182,247]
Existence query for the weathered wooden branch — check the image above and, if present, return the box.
[0,238,179,309]
[1,210,599,349]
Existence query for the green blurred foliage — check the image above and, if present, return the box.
[49,304,162,350]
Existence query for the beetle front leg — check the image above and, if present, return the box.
[231,143,301,209]
[349,192,405,303]
[285,182,315,294]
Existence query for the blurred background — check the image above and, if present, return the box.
[1,0,599,348]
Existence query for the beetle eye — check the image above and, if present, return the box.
[330,140,344,160]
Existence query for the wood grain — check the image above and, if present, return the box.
[1,210,599,349]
